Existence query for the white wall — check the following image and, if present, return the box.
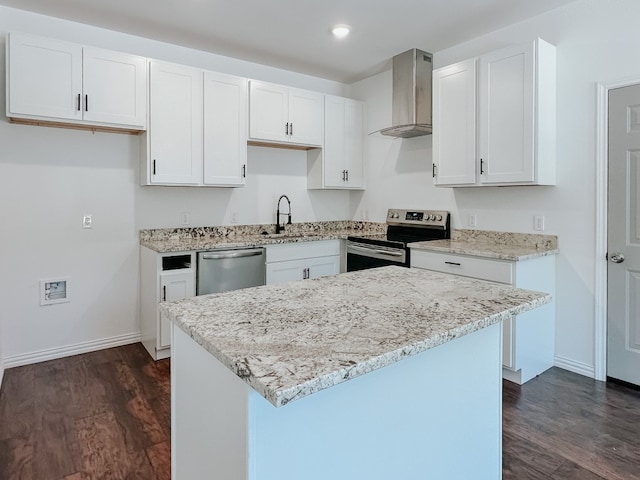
[352,0,640,377]
[0,6,350,365]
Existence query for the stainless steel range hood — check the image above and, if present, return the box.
[380,48,433,138]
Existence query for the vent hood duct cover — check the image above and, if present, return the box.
[380,48,433,138]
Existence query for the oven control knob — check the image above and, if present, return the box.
[429,214,436,221]
[393,212,400,218]
[435,214,442,221]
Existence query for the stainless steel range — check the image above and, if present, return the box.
[347,209,450,271]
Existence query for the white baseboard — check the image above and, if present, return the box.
[2,332,142,369]
[554,355,596,379]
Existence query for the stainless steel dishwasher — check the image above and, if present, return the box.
[197,247,266,295]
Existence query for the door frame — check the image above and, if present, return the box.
[595,76,640,381]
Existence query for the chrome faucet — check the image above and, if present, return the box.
[276,195,292,234]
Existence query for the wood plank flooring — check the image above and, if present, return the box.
[0,343,638,479]
[0,344,170,480]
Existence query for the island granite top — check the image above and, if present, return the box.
[159,266,551,408]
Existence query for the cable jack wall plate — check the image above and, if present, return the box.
[40,277,70,306]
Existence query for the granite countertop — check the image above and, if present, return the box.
[140,221,385,253]
[410,229,559,261]
[159,266,551,408]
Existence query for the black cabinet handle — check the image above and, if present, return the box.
[290,123,293,136]
[285,122,289,136]
[162,285,166,301]
[153,159,156,176]
[432,164,437,178]
[77,94,81,111]
[480,158,484,175]
[85,94,88,112]
[242,164,246,178]
[346,170,349,182]
[445,261,461,266]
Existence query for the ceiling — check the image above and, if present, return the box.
[0,0,577,83]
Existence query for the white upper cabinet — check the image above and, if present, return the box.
[308,94,364,189]
[143,61,247,187]
[249,80,323,147]
[203,71,247,186]
[7,32,147,130]
[432,38,556,187]
[432,58,477,186]
[82,47,147,128]
[148,61,203,185]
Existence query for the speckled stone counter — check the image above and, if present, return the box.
[140,220,385,253]
[160,265,551,408]
[410,229,559,261]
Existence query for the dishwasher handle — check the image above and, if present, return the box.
[200,249,264,260]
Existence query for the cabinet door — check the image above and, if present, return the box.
[478,42,535,184]
[266,259,306,285]
[7,33,82,121]
[248,81,289,143]
[288,88,323,146]
[344,98,364,188]
[159,270,195,348]
[433,59,477,186]
[149,61,203,185]
[307,255,340,279]
[82,48,147,128]
[203,71,247,186]
[323,95,346,187]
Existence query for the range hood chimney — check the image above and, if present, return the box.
[380,48,433,138]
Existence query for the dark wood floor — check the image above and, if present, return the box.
[0,344,638,479]
[0,344,170,480]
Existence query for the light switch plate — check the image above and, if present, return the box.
[82,214,92,229]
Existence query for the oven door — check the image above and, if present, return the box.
[346,241,407,272]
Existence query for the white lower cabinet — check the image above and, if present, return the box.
[140,247,196,359]
[410,249,555,384]
[266,240,341,285]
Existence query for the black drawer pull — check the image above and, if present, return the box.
[445,261,461,266]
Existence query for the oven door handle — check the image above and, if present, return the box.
[347,244,404,257]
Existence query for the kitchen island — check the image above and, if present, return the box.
[160,266,551,480]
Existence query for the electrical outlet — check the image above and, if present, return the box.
[468,214,477,228]
[230,211,238,224]
[181,212,190,226]
[534,215,545,231]
[82,214,92,229]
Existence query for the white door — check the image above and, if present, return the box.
[7,32,82,121]
[432,58,477,186]
[323,95,346,187]
[82,48,147,128]
[344,98,364,188]
[203,71,247,186]
[308,256,340,279]
[608,84,640,386]
[248,81,289,143]
[265,259,306,285]
[478,42,535,184]
[288,88,323,146]
[159,270,195,348]
[149,61,203,185]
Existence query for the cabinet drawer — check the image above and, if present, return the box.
[411,250,513,284]
[266,240,340,263]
